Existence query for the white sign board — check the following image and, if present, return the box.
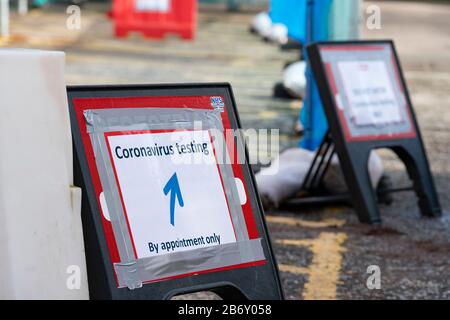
[105,129,236,259]
[135,0,170,12]
[337,60,403,126]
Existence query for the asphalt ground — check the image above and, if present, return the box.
[2,1,449,299]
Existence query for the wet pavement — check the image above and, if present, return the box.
[2,1,449,299]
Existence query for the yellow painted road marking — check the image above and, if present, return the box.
[277,232,348,300]
[0,35,11,46]
[267,215,345,228]
[258,110,278,119]
[303,232,347,300]
[276,239,314,247]
[289,100,302,111]
[278,264,309,275]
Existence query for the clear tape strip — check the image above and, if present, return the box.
[114,239,265,289]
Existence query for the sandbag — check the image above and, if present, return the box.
[256,147,384,208]
[282,61,307,99]
[251,12,272,37]
[268,23,288,45]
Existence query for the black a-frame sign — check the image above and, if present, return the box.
[67,84,283,299]
[307,40,441,224]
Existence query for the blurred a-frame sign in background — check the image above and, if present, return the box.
[307,40,442,224]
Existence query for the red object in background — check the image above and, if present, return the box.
[111,0,197,40]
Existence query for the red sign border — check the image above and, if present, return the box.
[72,95,264,287]
[320,44,417,142]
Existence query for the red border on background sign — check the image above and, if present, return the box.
[103,128,239,261]
[72,95,263,287]
[321,45,417,142]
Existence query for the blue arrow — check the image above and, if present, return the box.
[163,173,184,226]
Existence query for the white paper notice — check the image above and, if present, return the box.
[135,0,170,12]
[106,130,236,259]
[337,60,403,126]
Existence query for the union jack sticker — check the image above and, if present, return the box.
[210,96,225,112]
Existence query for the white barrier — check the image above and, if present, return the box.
[0,49,89,299]
[0,0,9,37]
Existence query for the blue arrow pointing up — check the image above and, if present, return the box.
[163,173,184,226]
